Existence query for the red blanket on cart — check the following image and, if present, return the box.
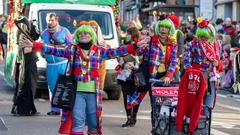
[176,68,207,133]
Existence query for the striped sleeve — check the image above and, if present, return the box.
[166,43,178,77]
[183,42,193,68]
[100,43,136,59]
[41,44,74,58]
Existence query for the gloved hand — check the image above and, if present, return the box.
[18,35,33,54]
[18,35,33,48]
[164,77,171,85]
[136,37,150,48]
[23,47,33,54]
[213,60,218,67]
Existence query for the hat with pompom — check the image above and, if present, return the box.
[168,15,180,28]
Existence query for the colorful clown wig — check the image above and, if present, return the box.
[73,25,97,44]
[77,20,89,27]
[155,18,175,36]
[196,19,215,42]
[88,20,104,44]
[89,20,98,27]
[89,20,99,33]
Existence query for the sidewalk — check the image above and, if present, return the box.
[218,87,240,98]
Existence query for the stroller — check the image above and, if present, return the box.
[150,79,212,135]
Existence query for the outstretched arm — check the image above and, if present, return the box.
[100,38,149,59]
[19,36,74,58]
[34,42,74,58]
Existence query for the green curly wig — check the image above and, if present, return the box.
[196,27,214,42]
[73,25,97,44]
[155,19,175,36]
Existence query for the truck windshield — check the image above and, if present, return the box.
[38,10,113,39]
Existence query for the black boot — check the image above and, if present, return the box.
[131,113,137,126]
[131,105,139,126]
[122,115,132,127]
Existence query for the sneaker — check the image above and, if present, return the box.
[47,111,60,115]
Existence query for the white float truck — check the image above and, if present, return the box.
[4,0,122,100]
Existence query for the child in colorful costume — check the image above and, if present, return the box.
[117,27,141,127]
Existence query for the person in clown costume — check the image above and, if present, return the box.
[41,12,72,115]
[168,15,185,80]
[88,20,109,99]
[18,24,149,135]
[128,17,178,131]
[182,18,224,119]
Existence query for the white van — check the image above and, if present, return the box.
[5,2,121,99]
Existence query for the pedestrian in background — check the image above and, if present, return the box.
[41,12,72,115]
[117,27,141,127]
[11,16,40,116]
[168,15,185,80]
[224,17,236,36]
[0,21,7,59]
[215,18,224,33]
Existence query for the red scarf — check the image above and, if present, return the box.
[199,41,216,62]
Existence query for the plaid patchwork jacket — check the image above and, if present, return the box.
[183,38,224,72]
[34,42,135,82]
[33,42,136,135]
[136,34,178,78]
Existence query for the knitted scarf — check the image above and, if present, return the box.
[198,41,216,62]
[47,24,60,34]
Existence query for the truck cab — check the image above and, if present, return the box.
[5,2,121,99]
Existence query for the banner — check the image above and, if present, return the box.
[4,0,22,87]
[4,52,17,87]
[22,0,116,5]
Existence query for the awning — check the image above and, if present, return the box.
[142,5,199,13]
[215,0,238,6]
[22,0,116,5]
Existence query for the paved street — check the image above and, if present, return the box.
[0,62,240,135]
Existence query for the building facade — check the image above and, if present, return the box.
[138,0,199,26]
[120,0,240,27]
[120,0,140,23]
[215,0,240,21]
